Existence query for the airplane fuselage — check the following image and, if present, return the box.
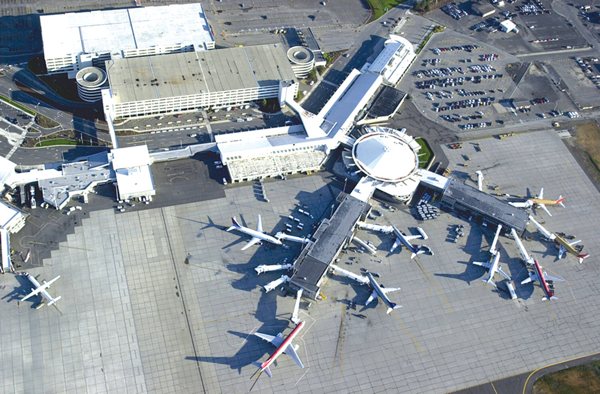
[231,226,283,246]
[391,226,418,254]
[486,253,501,282]
[367,272,397,311]
[533,260,554,300]
[260,321,304,373]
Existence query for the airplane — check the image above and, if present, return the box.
[521,259,564,301]
[390,225,433,258]
[508,187,565,216]
[330,265,401,314]
[253,321,305,377]
[364,271,402,314]
[529,216,589,263]
[19,273,61,309]
[227,215,283,251]
[472,224,511,285]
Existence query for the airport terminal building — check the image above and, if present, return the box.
[40,3,215,76]
[102,44,297,119]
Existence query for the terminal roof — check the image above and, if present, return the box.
[442,179,529,232]
[291,194,370,295]
[107,44,296,104]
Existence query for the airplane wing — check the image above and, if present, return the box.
[257,215,263,233]
[543,272,564,282]
[241,237,261,251]
[521,271,538,285]
[557,244,566,259]
[254,332,284,348]
[403,235,421,241]
[497,266,512,281]
[472,261,492,270]
[365,290,378,306]
[380,287,400,294]
[21,287,44,302]
[390,238,402,253]
[539,203,552,217]
[284,343,304,369]
[538,187,544,199]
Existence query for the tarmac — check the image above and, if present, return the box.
[2,128,600,393]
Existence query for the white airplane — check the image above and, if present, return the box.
[20,273,61,309]
[472,224,511,285]
[508,187,565,216]
[390,225,432,258]
[330,265,401,314]
[511,227,535,266]
[253,321,305,377]
[227,215,283,251]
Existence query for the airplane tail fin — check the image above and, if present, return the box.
[521,276,533,285]
[386,303,402,315]
[257,361,273,378]
[47,296,61,306]
[227,217,241,232]
[543,296,558,301]
[578,253,590,264]
[556,196,565,207]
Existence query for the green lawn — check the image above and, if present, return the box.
[367,0,404,21]
[35,138,78,147]
[416,138,434,169]
[0,94,35,116]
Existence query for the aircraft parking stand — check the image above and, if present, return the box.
[1,130,600,393]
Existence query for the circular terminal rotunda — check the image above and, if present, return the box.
[346,126,424,202]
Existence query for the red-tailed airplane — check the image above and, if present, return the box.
[521,259,564,301]
[508,187,565,216]
[529,216,590,263]
[253,321,305,377]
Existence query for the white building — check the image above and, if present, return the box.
[40,3,215,77]
[0,200,26,234]
[109,146,155,202]
[287,46,315,78]
[367,35,416,86]
[103,44,297,119]
[217,35,417,184]
[500,20,518,33]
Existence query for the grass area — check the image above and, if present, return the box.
[35,114,59,129]
[416,27,438,54]
[416,137,434,169]
[575,122,600,173]
[533,361,600,394]
[0,94,35,115]
[35,138,78,147]
[367,0,404,21]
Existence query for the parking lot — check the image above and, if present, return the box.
[397,31,579,132]
[428,0,588,55]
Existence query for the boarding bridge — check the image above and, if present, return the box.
[0,229,12,273]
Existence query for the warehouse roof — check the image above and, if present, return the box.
[107,44,296,104]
